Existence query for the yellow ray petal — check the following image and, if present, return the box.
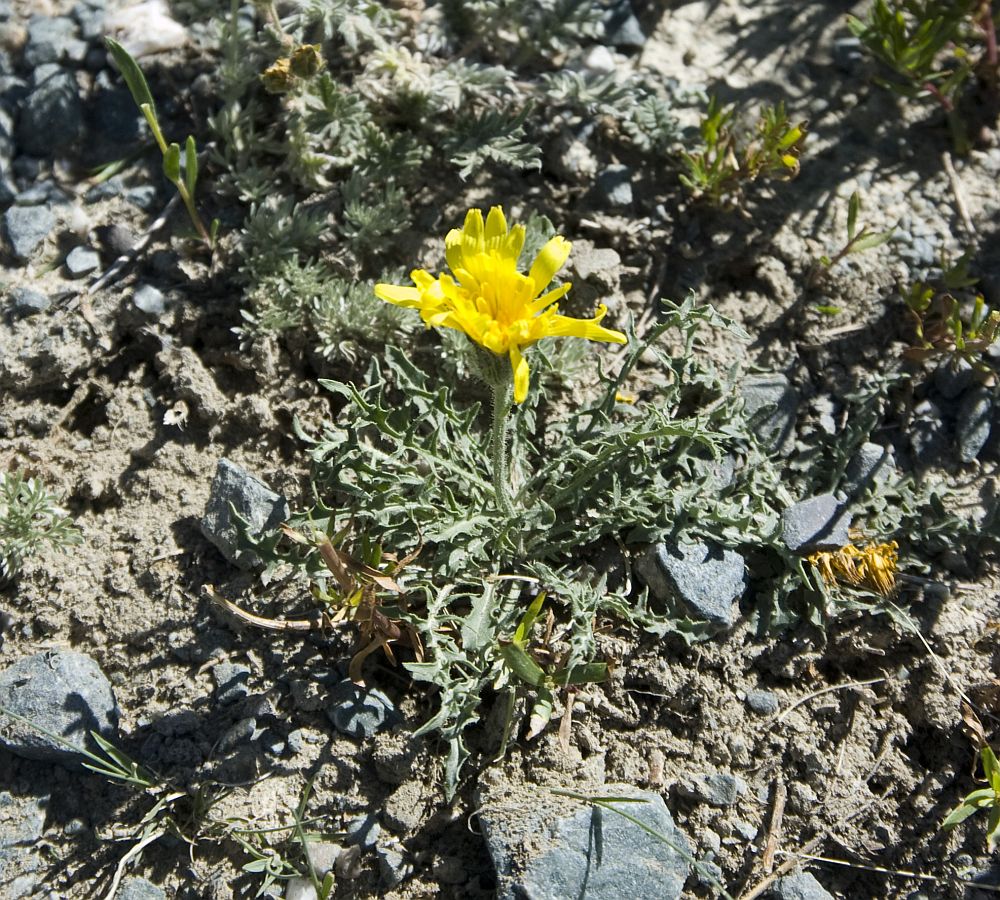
[510,344,530,403]
[546,308,627,343]
[528,236,571,293]
[485,206,508,244]
[374,283,422,307]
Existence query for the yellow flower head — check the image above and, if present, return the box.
[374,206,627,402]
[809,541,899,597]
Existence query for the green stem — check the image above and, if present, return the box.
[490,379,515,518]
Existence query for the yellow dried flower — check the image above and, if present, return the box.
[261,57,294,94]
[290,44,323,78]
[374,206,627,403]
[809,541,899,596]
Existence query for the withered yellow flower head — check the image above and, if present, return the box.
[375,206,627,402]
[810,541,899,597]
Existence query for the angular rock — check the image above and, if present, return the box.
[677,772,747,808]
[0,650,119,762]
[3,205,55,260]
[24,16,86,67]
[133,283,166,316]
[16,65,84,157]
[64,245,99,276]
[479,783,691,900]
[284,877,316,900]
[842,442,894,497]
[933,357,975,400]
[766,869,834,900]
[212,662,251,706]
[200,459,290,568]
[956,387,992,463]
[781,495,850,553]
[602,0,645,49]
[0,791,47,849]
[345,813,381,849]
[636,540,746,629]
[326,680,398,739]
[7,286,50,315]
[741,373,798,454]
[909,400,949,467]
[596,164,633,207]
[118,878,167,900]
[377,843,412,889]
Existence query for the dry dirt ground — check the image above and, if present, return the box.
[2,0,1000,898]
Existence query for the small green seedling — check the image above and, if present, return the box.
[105,38,219,250]
[847,0,998,154]
[810,191,896,309]
[497,592,608,743]
[680,96,806,207]
[943,743,1000,849]
[0,468,81,584]
[904,251,1000,375]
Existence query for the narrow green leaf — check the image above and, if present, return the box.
[984,745,1000,793]
[556,662,609,686]
[942,801,981,828]
[849,230,895,253]
[847,191,860,241]
[163,142,181,182]
[498,641,546,687]
[988,804,1000,851]
[184,135,198,195]
[105,37,156,112]
[514,591,546,646]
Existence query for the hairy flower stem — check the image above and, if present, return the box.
[489,379,515,518]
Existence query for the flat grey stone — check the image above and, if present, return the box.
[602,0,645,48]
[677,772,747,807]
[377,844,411,888]
[0,792,47,849]
[479,783,691,900]
[133,283,166,316]
[345,813,381,849]
[597,164,633,207]
[3,205,56,260]
[118,878,166,900]
[745,690,780,715]
[200,459,290,569]
[842,442,894,497]
[211,662,250,706]
[766,869,834,900]
[24,16,87,67]
[284,876,317,900]
[64,245,100,276]
[957,387,992,463]
[781,494,851,553]
[909,399,950,467]
[16,67,83,157]
[741,373,798,454]
[7,286,51,315]
[326,680,398,739]
[0,650,119,762]
[636,540,746,629]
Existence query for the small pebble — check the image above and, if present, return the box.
[64,245,100,276]
[745,690,780,716]
[133,283,166,316]
[326,680,398,739]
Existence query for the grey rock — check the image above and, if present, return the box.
[550,128,598,181]
[695,858,724,890]
[200,459,290,568]
[284,878,316,900]
[741,373,798,454]
[86,75,143,150]
[304,840,343,878]
[64,245,100,276]
[733,819,758,841]
[596,164,633,207]
[133,283,166,316]
[934,357,975,400]
[217,717,256,752]
[0,792,47,849]
[8,286,50,315]
[957,387,992,463]
[602,0,645,49]
[25,17,87,67]
[345,813,381,849]
[842,442,894,497]
[480,783,691,900]
[636,540,746,629]
[909,399,950,467]
[3,205,55,260]
[571,243,621,286]
[17,66,84,157]
[73,5,105,42]
[832,36,863,71]
[781,494,851,553]
[677,772,747,808]
[0,650,119,762]
[377,844,412,889]
[212,662,251,706]
[118,878,167,900]
[745,690,780,716]
[126,184,159,210]
[326,680,398,739]
[766,869,834,900]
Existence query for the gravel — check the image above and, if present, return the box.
[0,650,119,762]
[24,16,87,67]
